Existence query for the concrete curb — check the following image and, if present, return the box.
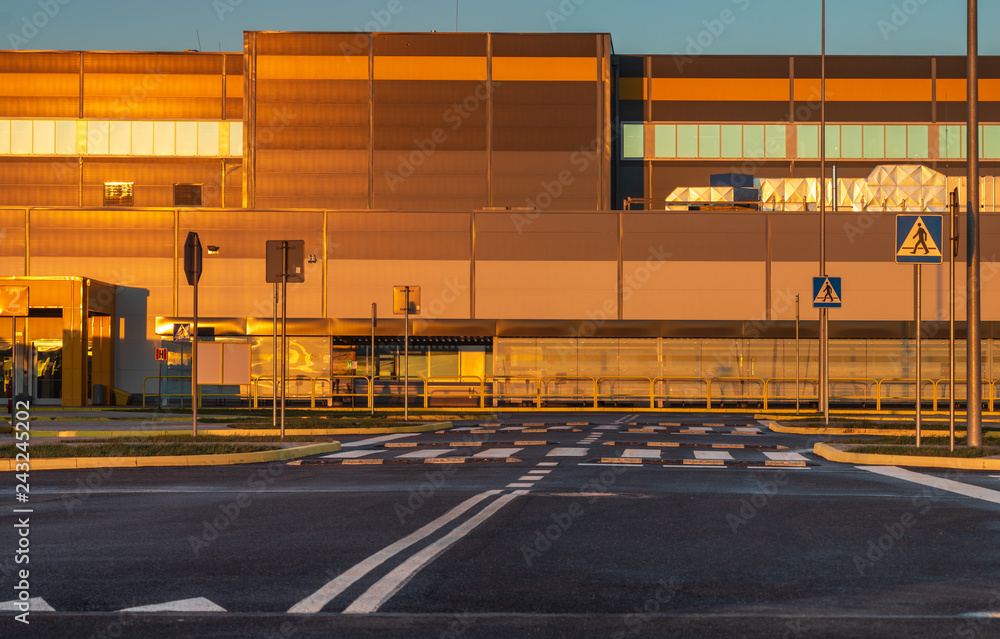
[28,421,453,439]
[0,442,340,471]
[291,456,521,466]
[767,422,964,438]
[813,442,1000,470]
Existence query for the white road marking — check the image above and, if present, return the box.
[288,490,502,614]
[526,470,552,475]
[119,597,226,613]
[343,491,526,614]
[518,475,542,481]
[623,448,660,459]
[501,426,526,431]
[472,448,522,458]
[595,425,618,430]
[547,447,589,457]
[0,597,54,612]
[322,450,381,459]
[694,450,734,460]
[342,434,417,448]
[961,612,1000,618]
[861,466,1000,505]
[734,427,761,433]
[506,483,535,488]
[396,449,454,459]
[764,452,809,462]
[537,461,559,466]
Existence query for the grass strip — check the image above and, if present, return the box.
[0,442,279,458]
[844,444,1000,458]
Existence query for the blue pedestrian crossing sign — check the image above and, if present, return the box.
[895,215,943,264]
[813,277,842,308]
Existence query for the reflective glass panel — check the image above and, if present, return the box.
[86,121,109,155]
[765,124,786,158]
[654,124,675,158]
[743,124,764,158]
[54,120,76,154]
[824,124,840,158]
[622,123,643,159]
[197,121,219,156]
[885,125,907,158]
[907,125,928,159]
[229,122,243,156]
[153,121,175,156]
[109,121,130,155]
[175,121,197,156]
[132,121,153,155]
[720,125,742,158]
[797,124,818,158]
[677,125,698,157]
[841,125,862,158]
[698,124,720,158]
[32,120,54,154]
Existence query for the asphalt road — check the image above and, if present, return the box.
[3,411,1000,638]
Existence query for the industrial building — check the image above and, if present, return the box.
[1,31,999,409]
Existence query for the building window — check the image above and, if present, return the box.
[622,123,644,159]
[173,183,203,206]
[103,182,134,206]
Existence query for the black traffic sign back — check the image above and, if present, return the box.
[184,232,203,285]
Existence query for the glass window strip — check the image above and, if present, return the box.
[0,119,237,157]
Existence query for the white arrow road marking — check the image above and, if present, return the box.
[343,491,526,614]
[0,597,54,611]
[119,597,226,612]
[288,490,501,614]
[861,466,1000,504]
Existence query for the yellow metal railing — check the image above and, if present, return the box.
[137,374,1000,413]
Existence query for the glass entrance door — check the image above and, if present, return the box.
[32,340,63,405]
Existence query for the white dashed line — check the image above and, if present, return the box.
[764,452,809,462]
[547,447,589,457]
[693,450,734,460]
[622,448,660,459]
[120,597,226,613]
[396,449,454,459]
[537,461,559,466]
[527,470,552,475]
[0,597,54,612]
[342,434,417,448]
[323,450,381,459]
[472,448,523,458]
[507,483,535,488]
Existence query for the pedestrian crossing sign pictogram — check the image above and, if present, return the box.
[895,215,943,264]
[812,277,842,308]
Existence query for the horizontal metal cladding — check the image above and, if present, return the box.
[327,210,470,260]
[373,81,488,150]
[81,158,229,208]
[623,213,765,262]
[492,33,598,58]
[82,52,227,120]
[493,82,598,152]
[28,208,173,258]
[476,211,616,261]
[0,209,26,256]
[649,101,789,122]
[0,51,80,117]
[0,158,80,207]
[651,55,791,79]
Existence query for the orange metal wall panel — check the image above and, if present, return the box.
[0,52,80,117]
[492,57,596,82]
[81,159,226,207]
[29,209,173,258]
[0,209,26,257]
[652,77,788,102]
[374,56,487,81]
[0,159,79,206]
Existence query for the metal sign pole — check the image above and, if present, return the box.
[795,294,800,415]
[966,0,983,447]
[10,317,15,411]
[915,264,922,447]
[281,241,288,440]
[404,286,409,421]
[371,302,376,416]
[192,262,198,438]
[273,282,277,428]
[949,189,957,451]
[819,0,829,425]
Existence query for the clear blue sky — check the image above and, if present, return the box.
[3,0,997,55]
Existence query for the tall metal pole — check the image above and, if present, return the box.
[404,287,409,421]
[371,302,376,416]
[966,0,983,447]
[795,294,800,414]
[192,264,198,438]
[819,0,829,424]
[915,264,922,448]
[280,241,287,440]
[949,189,957,452]
[272,282,277,428]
